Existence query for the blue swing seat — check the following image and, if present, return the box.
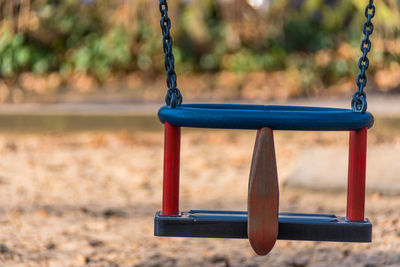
[158,104,374,131]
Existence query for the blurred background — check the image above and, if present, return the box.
[0,0,400,266]
[0,0,399,102]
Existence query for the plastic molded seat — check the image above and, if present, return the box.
[158,104,374,131]
[154,210,372,242]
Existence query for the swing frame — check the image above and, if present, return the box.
[155,105,372,242]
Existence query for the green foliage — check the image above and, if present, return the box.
[69,27,130,76]
[0,0,399,88]
[0,29,30,76]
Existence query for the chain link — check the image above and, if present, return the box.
[159,0,182,108]
[352,0,375,113]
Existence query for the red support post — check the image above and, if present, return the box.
[162,122,181,215]
[347,127,368,221]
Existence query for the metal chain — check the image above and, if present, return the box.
[352,0,375,113]
[159,0,182,108]
[159,0,374,111]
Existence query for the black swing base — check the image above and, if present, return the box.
[155,210,372,242]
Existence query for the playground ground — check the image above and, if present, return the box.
[0,100,399,266]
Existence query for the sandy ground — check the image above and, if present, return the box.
[0,130,399,267]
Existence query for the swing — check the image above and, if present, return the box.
[154,0,376,256]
